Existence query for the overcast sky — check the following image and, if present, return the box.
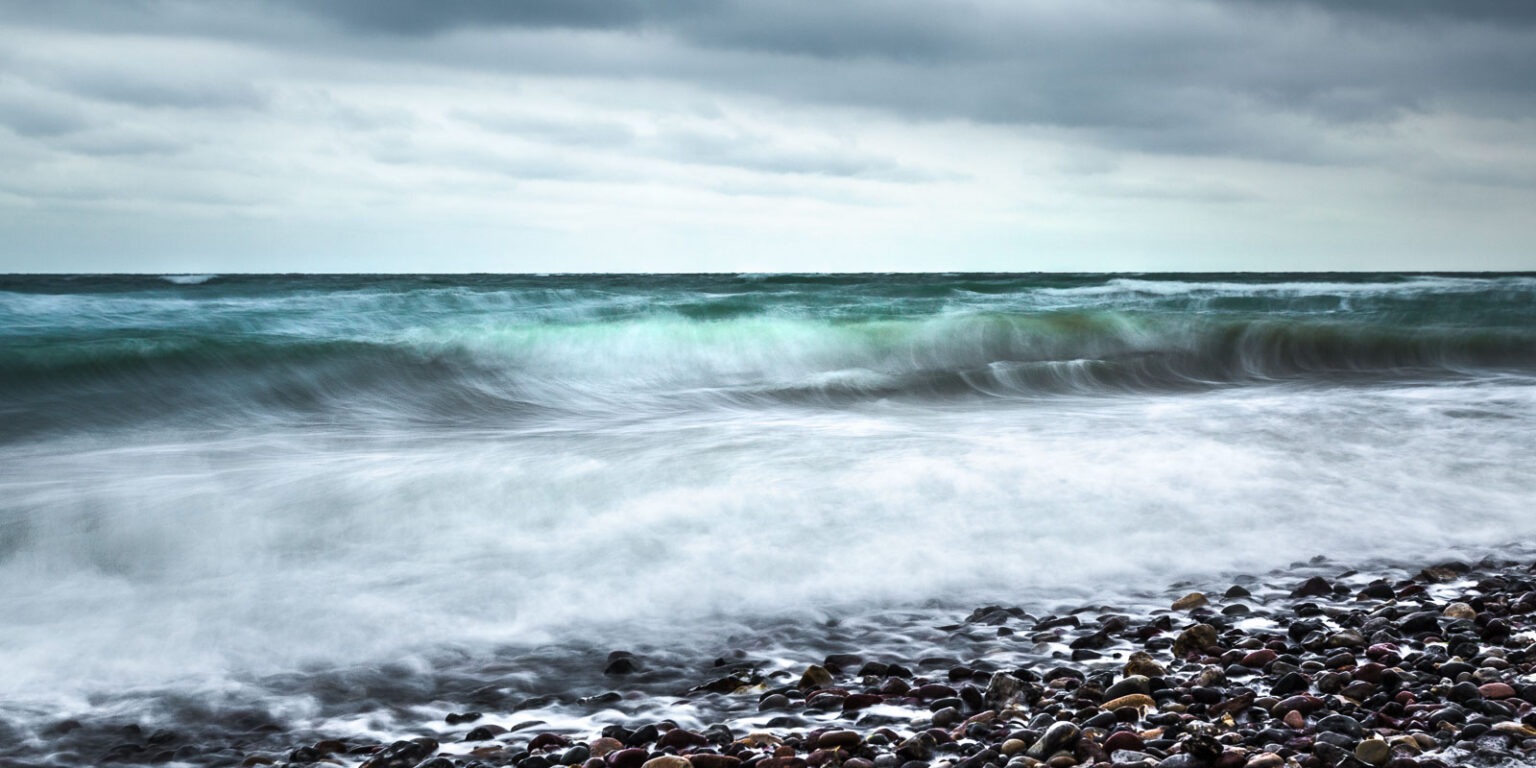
[1,0,1533,272]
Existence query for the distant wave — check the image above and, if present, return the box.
[158,274,219,285]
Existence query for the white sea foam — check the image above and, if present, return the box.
[1,379,1533,711]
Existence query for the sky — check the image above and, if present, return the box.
[1,0,1534,273]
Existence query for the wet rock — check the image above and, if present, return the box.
[1243,754,1283,768]
[1316,714,1363,740]
[1354,739,1391,766]
[1240,649,1277,668]
[362,739,438,768]
[465,725,507,742]
[1291,577,1333,598]
[1172,593,1210,611]
[1103,676,1151,699]
[658,730,708,750]
[689,756,742,768]
[818,730,862,750]
[1102,732,1144,753]
[1173,624,1219,658]
[529,734,571,752]
[1443,603,1476,620]
[1155,755,1205,768]
[605,652,641,676]
[1399,612,1441,634]
[1024,721,1080,760]
[590,738,624,758]
[1270,671,1309,696]
[1124,652,1167,678]
[610,748,650,768]
[1478,682,1516,699]
[1272,694,1324,716]
[984,672,1024,710]
[1418,565,1462,583]
[1102,694,1155,712]
[641,757,692,768]
[800,665,834,690]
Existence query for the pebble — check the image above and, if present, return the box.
[1123,651,1166,678]
[1443,602,1476,619]
[1172,624,1218,657]
[1171,593,1210,611]
[241,556,1536,768]
[640,757,691,768]
[1101,693,1155,712]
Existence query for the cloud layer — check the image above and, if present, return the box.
[0,0,1533,271]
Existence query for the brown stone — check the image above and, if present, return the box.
[1172,624,1219,657]
[688,756,741,768]
[589,738,624,758]
[1171,592,1210,611]
[799,664,833,689]
[1123,651,1166,678]
[1444,602,1476,620]
[1102,693,1155,712]
[632,759,684,768]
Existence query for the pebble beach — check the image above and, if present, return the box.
[23,553,1536,768]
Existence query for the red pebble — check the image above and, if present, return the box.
[528,733,570,752]
[1480,682,1517,699]
[1102,731,1143,753]
[1241,649,1278,668]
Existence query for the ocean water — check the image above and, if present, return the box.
[1,273,1534,762]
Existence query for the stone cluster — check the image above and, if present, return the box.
[247,558,1536,768]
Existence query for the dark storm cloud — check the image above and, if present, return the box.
[5,0,1534,166]
[285,0,687,35]
[271,0,1534,164]
[1254,0,1536,26]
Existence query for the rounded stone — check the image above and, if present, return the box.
[1101,693,1155,712]
[641,757,692,768]
[1443,602,1476,620]
[1354,739,1391,766]
[1172,624,1219,657]
[1123,651,1166,678]
[1101,731,1143,753]
[590,739,625,758]
[817,731,862,751]
[1172,593,1210,611]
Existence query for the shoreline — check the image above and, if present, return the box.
[59,553,1532,768]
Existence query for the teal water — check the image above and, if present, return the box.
[0,273,1534,764]
[3,273,1534,440]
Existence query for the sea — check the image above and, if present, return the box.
[1,273,1533,765]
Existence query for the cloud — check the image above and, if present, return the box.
[0,0,1531,271]
[0,88,91,137]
